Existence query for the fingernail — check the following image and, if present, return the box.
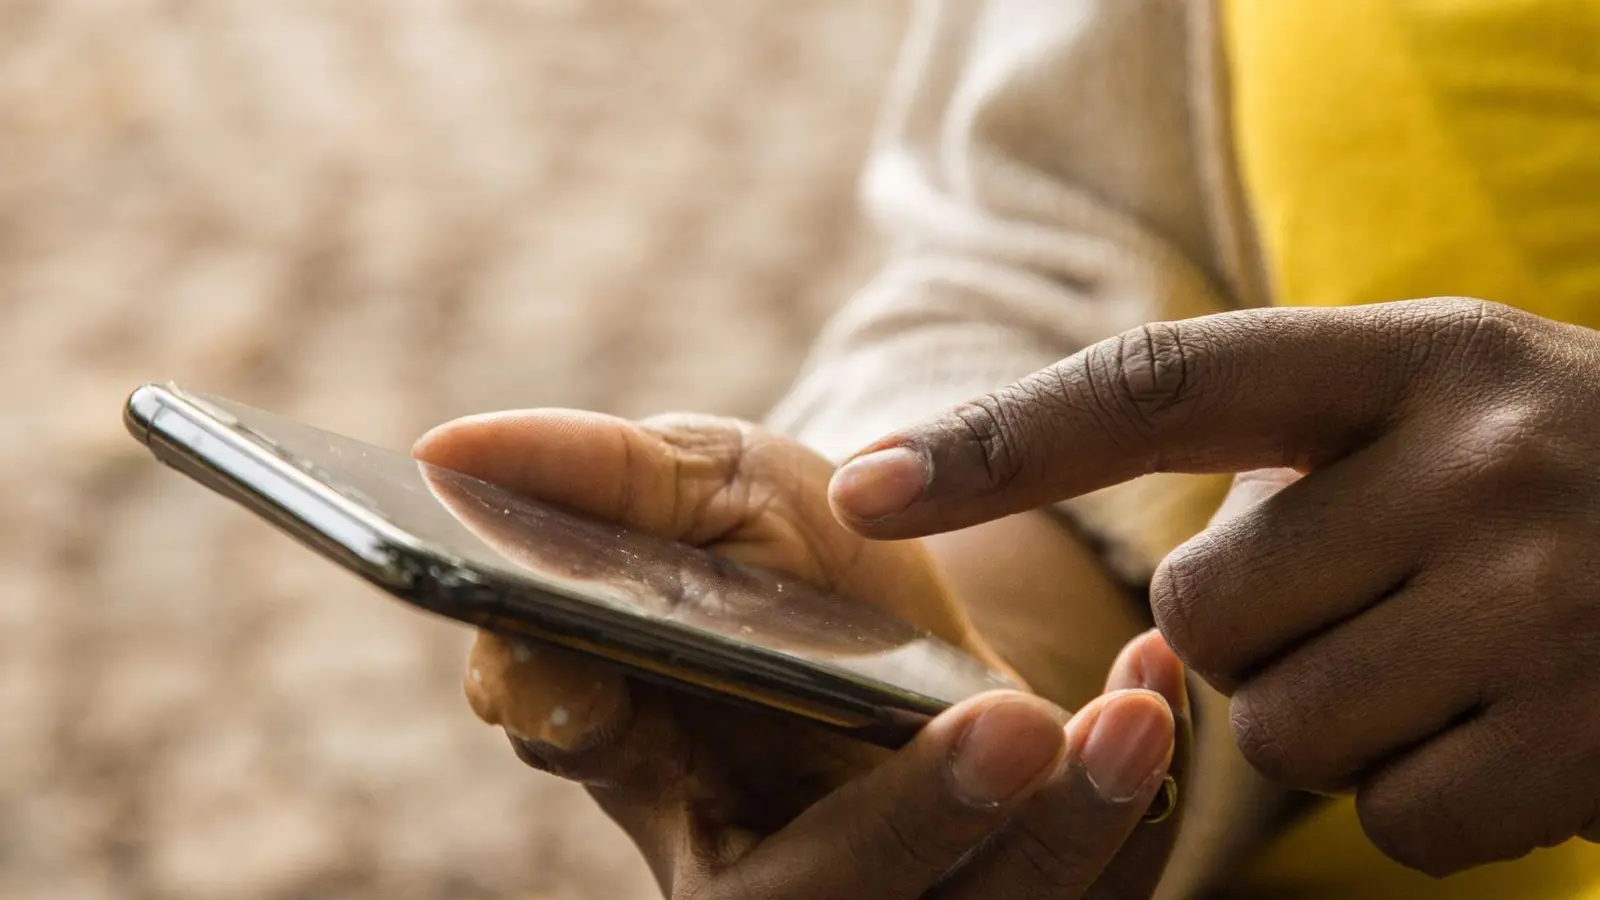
[830,447,928,522]
[1070,693,1173,803]
[949,698,1066,806]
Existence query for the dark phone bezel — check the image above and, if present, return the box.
[123,384,959,747]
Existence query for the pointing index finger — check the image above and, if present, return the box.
[830,304,1433,538]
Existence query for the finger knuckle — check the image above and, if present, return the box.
[1085,322,1202,447]
[948,392,1029,493]
[1456,298,1534,360]
[646,416,757,533]
[1001,820,1097,894]
[1444,401,1577,503]
[1228,690,1300,784]
[1356,777,1473,878]
[1492,535,1596,653]
[643,414,751,475]
[1228,681,1348,792]
[1150,541,1234,683]
[1411,297,1539,373]
[852,803,957,880]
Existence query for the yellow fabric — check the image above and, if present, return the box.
[1225,0,1600,324]
[1221,0,1600,897]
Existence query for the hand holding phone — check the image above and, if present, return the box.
[126,386,1183,897]
[417,406,1017,819]
[422,409,1187,900]
[125,385,1019,799]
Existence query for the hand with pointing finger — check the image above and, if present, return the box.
[830,297,1600,877]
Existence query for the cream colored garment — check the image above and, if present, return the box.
[767,0,1246,584]
[766,1,1276,895]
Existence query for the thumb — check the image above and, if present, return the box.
[413,409,758,541]
[828,303,1447,538]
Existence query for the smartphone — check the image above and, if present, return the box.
[123,383,1017,748]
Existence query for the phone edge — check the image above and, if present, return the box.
[122,383,936,747]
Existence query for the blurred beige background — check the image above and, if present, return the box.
[0,2,908,897]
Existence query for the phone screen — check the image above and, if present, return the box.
[146,389,1016,714]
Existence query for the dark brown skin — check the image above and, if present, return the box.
[416,410,1189,900]
[831,297,1600,878]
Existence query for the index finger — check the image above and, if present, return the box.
[827,301,1488,538]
